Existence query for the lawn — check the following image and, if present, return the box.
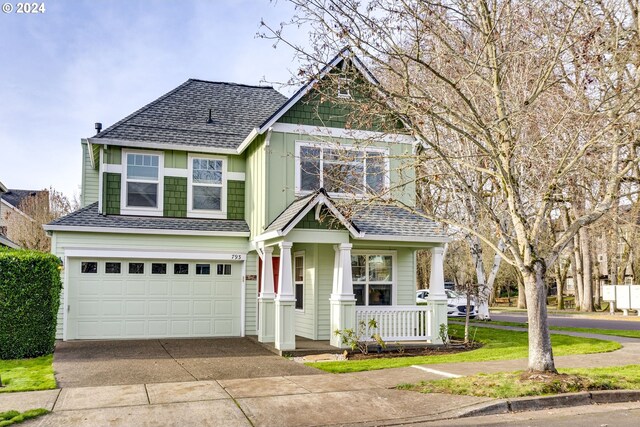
[308,324,621,373]
[400,364,640,399]
[0,409,49,426]
[466,319,640,339]
[0,355,56,393]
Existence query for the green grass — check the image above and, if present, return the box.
[0,409,49,426]
[308,325,621,373]
[400,364,640,399]
[0,355,56,393]
[467,319,640,339]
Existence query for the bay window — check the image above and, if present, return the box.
[296,142,388,196]
[351,253,394,305]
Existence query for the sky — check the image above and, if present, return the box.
[0,0,305,200]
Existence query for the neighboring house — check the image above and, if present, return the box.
[0,186,44,249]
[45,50,450,350]
[0,181,19,248]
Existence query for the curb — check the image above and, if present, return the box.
[458,390,640,418]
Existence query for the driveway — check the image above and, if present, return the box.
[54,338,323,388]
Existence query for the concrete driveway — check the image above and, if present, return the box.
[54,338,323,388]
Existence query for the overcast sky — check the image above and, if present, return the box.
[0,0,304,199]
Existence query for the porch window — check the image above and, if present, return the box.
[296,142,388,196]
[188,156,225,217]
[351,254,393,305]
[125,153,160,208]
[294,254,304,310]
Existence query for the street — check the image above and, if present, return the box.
[491,312,640,331]
[416,401,640,426]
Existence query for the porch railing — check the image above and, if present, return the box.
[355,305,433,342]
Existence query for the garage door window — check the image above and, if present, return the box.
[174,264,189,275]
[129,263,144,274]
[216,264,231,275]
[196,264,210,275]
[151,263,167,274]
[105,262,121,274]
[81,262,97,274]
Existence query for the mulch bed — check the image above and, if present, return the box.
[346,340,481,360]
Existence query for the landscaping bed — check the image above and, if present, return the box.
[345,341,480,360]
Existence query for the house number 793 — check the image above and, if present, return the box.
[231,254,242,260]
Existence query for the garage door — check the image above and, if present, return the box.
[66,259,241,339]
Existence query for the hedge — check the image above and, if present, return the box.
[0,248,62,359]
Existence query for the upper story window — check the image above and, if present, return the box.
[188,155,226,218]
[121,150,163,215]
[295,142,388,197]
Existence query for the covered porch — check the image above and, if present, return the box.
[252,190,450,351]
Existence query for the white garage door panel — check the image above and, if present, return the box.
[68,259,241,339]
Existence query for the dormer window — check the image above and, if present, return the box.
[121,150,163,216]
[337,76,351,98]
[295,142,388,197]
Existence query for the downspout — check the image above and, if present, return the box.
[264,128,273,233]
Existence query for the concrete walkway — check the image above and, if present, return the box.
[6,327,640,426]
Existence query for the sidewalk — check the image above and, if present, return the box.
[6,328,640,426]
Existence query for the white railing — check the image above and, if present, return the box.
[355,305,433,341]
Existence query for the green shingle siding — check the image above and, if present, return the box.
[294,210,344,230]
[105,173,121,215]
[164,177,187,217]
[227,180,245,220]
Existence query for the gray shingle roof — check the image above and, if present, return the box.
[47,203,249,234]
[349,205,447,239]
[1,189,43,209]
[264,193,318,233]
[265,190,446,240]
[93,79,288,150]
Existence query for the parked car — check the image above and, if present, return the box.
[416,289,477,318]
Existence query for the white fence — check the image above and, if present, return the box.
[355,305,434,341]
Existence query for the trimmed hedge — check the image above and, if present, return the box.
[0,248,62,359]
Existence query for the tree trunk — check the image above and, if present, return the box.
[573,233,584,311]
[517,275,527,309]
[581,228,594,311]
[555,264,565,310]
[469,237,491,320]
[523,262,557,372]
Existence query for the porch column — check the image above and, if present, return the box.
[428,246,448,344]
[330,243,356,348]
[258,246,275,343]
[275,241,296,351]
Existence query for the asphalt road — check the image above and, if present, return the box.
[491,312,640,330]
[419,402,640,426]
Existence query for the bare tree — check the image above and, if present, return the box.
[6,188,77,252]
[265,0,639,372]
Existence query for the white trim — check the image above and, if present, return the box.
[63,247,247,261]
[241,260,246,337]
[187,153,227,219]
[252,230,283,242]
[294,140,390,199]
[273,123,415,144]
[98,147,104,213]
[89,137,238,156]
[164,167,188,178]
[62,255,69,341]
[104,163,123,174]
[351,250,397,306]
[121,149,164,216]
[227,172,246,181]
[236,128,259,154]
[43,224,249,237]
[293,251,305,312]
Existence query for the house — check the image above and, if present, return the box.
[0,185,45,249]
[44,51,450,350]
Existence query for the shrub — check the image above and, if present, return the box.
[0,248,62,359]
